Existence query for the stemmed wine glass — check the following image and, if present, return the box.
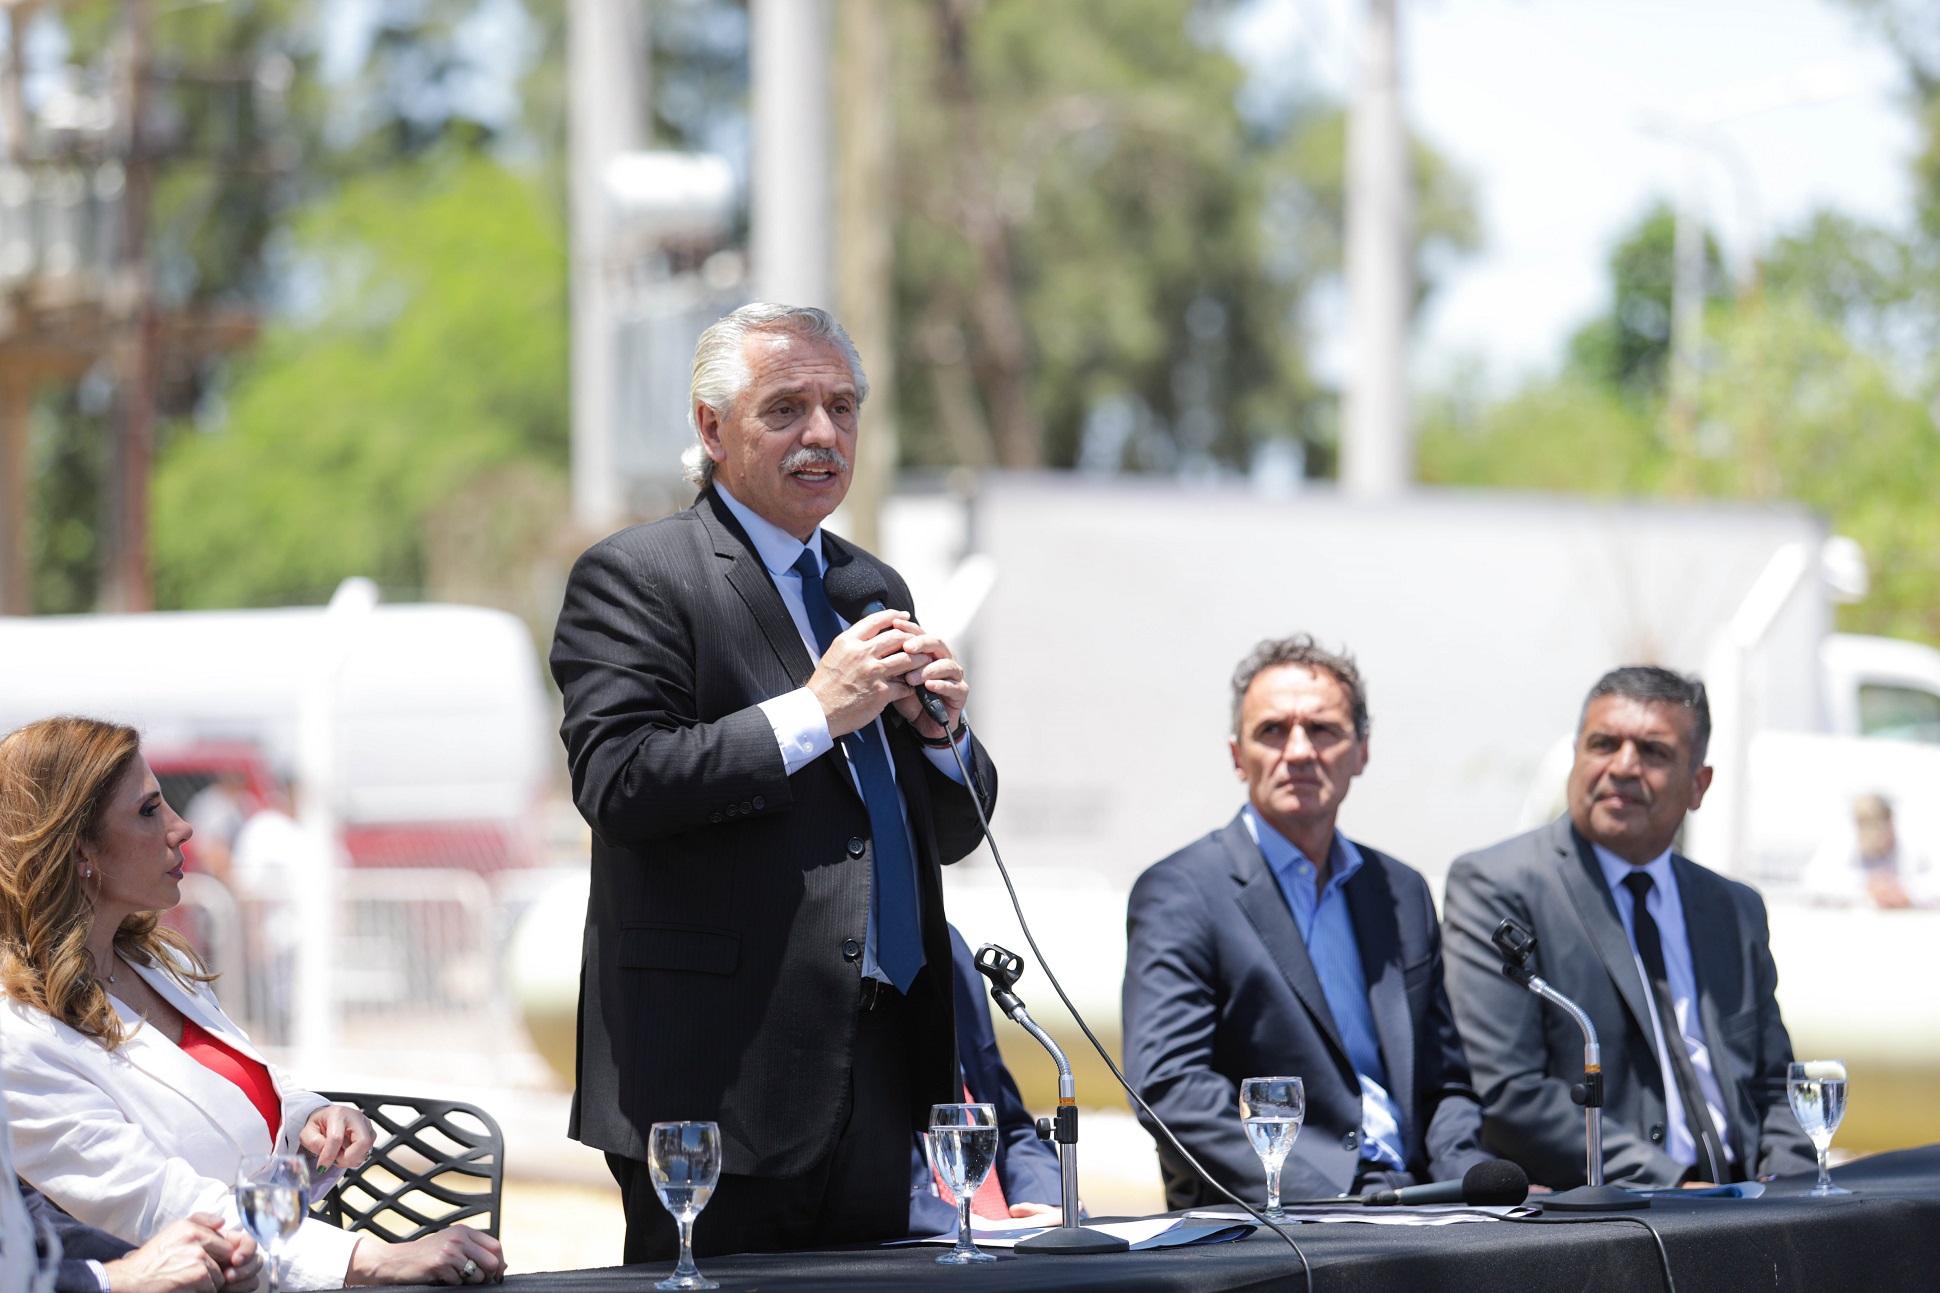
[927,1103,999,1265]
[648,1121,722,1290]
[1788,1060,1852,1197]
[235,1153,310,1293]
[1240,1076,1304,1221]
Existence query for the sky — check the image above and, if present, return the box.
[1227,0,1921,389]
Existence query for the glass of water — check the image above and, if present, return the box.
[928,1103,1000,1265]
[1240,1076,1305,1221]
[648,1121,722,1290]
[235,1153,310,1293]
[1788,1060,1852,1197]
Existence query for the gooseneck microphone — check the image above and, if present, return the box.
[821,559,952,728]
[1366,1159,1529,1207]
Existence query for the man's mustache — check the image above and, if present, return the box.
[782,447,850,474]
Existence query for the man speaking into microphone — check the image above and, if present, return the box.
[549,303,996,1260]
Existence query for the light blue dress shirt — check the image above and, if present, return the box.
[1592,843,1736,1171]
[1241,805,1407,1171]
[715,484,970,986]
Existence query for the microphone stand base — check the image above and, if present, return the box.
[1539,1184,1651,1212]
[1015,1226,1131,1255]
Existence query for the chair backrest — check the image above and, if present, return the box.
[310,1092,504,1241]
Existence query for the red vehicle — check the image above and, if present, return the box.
[151,743,535,875]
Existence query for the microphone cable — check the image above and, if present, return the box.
[1488,1211,1676,1293]
[942,719,1315,1293]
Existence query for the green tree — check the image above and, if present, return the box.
[1564,203,1729,403]
[1422,198,1940,646]
[888,0,1476,476]
[151,154,567,609]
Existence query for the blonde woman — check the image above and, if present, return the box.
[0,717,506,1289]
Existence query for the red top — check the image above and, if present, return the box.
[178,1017,282,1144]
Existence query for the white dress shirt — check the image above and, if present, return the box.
[1593,843,1736,1172]
[715,484,972,984]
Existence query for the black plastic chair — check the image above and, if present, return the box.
[311,1092,504,1241]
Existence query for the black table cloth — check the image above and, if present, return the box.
[470,1145,1940,1292]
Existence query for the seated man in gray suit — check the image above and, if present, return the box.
[1123,636,1489,1208]
[1443,666,1816,1188]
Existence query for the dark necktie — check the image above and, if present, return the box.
[1622,870,1729,1183]
[791,549,926,993]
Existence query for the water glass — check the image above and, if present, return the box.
[927,1103,1000,1265]
[1787,1060,1852,1197]
[235,1153,310,1293]
[1240,1076,1304,1221]
[648,1121,722,1290]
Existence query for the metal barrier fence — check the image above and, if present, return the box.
[173,865,555,1087]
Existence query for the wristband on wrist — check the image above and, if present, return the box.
[918,715,968,748]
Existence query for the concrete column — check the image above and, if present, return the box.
[568,0,645,530]
[751,0,832,309]
[834,0,893,550]
[1341,0,1413,499]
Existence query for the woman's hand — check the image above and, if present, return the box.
[300,1103,375,1171]
[344,1229,506,1286]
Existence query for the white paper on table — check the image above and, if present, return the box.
[1185,1205,1538,1226]
[900,1217,1192,1248]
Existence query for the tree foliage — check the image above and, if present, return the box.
[152,155,566,608]
[888,0,1475,476]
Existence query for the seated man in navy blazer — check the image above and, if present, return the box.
[1123,635,1489,1208]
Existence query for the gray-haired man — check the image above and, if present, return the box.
[1443,666,1815,1188]
[550,303,998,1259]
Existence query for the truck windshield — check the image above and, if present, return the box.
[1859,684,1940,745]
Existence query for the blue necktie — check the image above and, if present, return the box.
[791,549,926,992]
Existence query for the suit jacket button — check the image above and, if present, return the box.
[842,938,862,961]
[1342,1131,1360,1152]
[725,804,737,818]
[752,796,765,810]
[1650,1123,1665,1143]
[710,813,723,824]
[741,800,754,814]
[847,837,866,858]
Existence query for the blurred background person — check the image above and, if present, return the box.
[1443,667,1815,1189]
[0,716,505,1289]
[1803,793,1939,909]
[226,785,313,1043]
[908,926,1062,1235]
[181,772,254,888]
[1122,636,1488,1208]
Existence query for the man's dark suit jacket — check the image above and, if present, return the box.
[21,1184,134,1293]
[549,487,997,1178]
[1442,816,1816,1189]
[1122,814,1488,1209]
[908,927,1062,1234]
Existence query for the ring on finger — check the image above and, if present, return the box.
[462,1258,478,1281]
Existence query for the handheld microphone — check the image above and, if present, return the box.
[822,559,952,727]
[1365,1159,1529,1207]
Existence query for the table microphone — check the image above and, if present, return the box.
[822,560,952,728]
[1365,1159,1529,1207]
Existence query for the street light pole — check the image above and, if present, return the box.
[1341,0,1412,500]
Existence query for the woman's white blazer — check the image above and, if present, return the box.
[0,953,363,1290]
